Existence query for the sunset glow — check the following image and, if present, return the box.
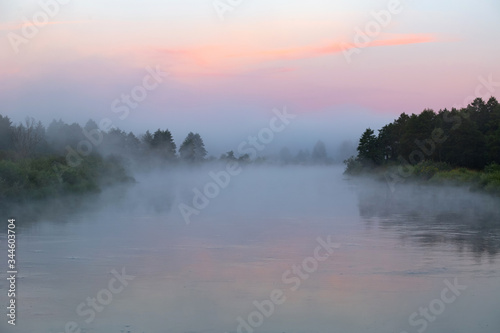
[1,0,499,139]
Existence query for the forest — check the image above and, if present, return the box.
[0,115,214,205]
[0,114,332,209]
[3,96,499,211]
[344,97,500,194]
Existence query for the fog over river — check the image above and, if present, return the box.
[1,165,499,333]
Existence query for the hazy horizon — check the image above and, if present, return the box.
[2,1,500,154]
[1,1,499,332]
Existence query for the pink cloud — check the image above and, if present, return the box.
[152,33,438,75]
[246,33,438,60]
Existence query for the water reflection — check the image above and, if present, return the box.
[354,178,500,258]
[2,167,500,333]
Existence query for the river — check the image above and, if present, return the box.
[2,165,499,333]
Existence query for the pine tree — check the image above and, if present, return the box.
[150,129,176,160]
[357,128,382,166]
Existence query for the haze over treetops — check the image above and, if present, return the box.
[1,0,499,146]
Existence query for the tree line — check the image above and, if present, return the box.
[0,114,337,168]
[0,115,211,205]
[346,97,500,171]
[0,114,334,204]
[0,116,209,164]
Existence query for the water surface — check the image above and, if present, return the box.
[2,165,499,333]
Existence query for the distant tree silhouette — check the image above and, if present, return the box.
[238,154,250,163]
[142,130,154,146]
[312,140,327,164]
[220,151,236,161]
[0,115,13,151]
[151,129,177,160]
[279,147,292,164]
[46,119,83,154]
[84,119,99,131]
[179,132,206,163]
[12,117,46,158]
[294,149,310,164]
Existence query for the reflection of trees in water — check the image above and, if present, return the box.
[0,195,93,232]
[354,179,500,258]
[0,185,132,231]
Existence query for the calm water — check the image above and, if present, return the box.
[1,165,499,333]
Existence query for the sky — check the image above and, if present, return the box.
[0,0,499,154]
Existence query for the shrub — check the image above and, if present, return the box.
[343,156,363,175]
[0,154,133,203]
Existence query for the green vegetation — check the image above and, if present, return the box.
[344,97,500,195]
[0,112,248,212]
[0,114,201,210]
[0,155,132,203]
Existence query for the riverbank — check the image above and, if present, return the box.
[344,160,500,196]
[0,154,134,216]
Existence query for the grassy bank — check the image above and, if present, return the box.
[344,159,500,196]
[0,154,134,211]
